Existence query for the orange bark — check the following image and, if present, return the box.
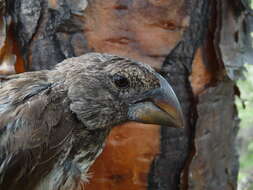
[83,1,189,189]
[190,48,212,95]
[0,18,25,74]
[86,122,160,190]
[84,0,189,70]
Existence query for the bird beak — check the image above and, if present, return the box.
[128,74,184,128]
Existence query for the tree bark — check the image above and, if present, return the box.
[1,0,252,189]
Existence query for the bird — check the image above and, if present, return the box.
[0,53,183,190]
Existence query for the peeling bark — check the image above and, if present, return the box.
[1,0,252,189]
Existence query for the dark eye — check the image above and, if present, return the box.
[112,74,130,89]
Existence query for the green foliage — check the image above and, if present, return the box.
[237,65,253,130]
[236,64,253,188]
[235,2,253,189]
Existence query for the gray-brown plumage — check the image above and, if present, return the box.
[0,53,183,190]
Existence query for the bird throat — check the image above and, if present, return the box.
[71,128,109,173]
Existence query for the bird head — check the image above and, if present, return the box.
[59,53,184,130]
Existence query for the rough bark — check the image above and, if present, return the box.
[1,0,252,189]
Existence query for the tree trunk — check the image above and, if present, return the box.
[1,0,252,189]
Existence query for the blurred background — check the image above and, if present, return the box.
[237,1,253,187]
[237,64,253,190]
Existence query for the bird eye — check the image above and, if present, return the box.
[112,74,130,89]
